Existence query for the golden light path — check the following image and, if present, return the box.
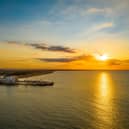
[95,72,114,129]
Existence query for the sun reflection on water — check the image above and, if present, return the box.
[99,72,111,99]
[95,72,114,128]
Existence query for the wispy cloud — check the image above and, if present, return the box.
[73,22,114,41]
[86,8,112,14]
[36,55,94,63]
[93,22,113,31]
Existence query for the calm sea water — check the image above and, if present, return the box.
[0,71,129,129]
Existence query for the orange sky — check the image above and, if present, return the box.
[0,41,129,70]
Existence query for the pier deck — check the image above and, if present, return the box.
[0,80,54,86]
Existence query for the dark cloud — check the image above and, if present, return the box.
[7,41,76,53]
[30,44,76,53]
[37,55,95,63]
[38,58,76,63]
[29,43,48,50]
[47,46,76,53]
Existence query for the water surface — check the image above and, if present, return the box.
[0,71,129,129]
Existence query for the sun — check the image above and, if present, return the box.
[95,54,108,61]
[99,54,108,61]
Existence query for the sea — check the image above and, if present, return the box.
[0,71,129,129]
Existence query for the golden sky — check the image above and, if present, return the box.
[0,41,129,70]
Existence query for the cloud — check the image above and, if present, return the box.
[37,55,94,63]
[6,41,21,44]
[107,59,129,66]
[107,59,121,65]
[93,22,113,31]
[28,43,48,50]
[38,57,76,63]
[6,41,76,53]
[73,22,114,41]
[30,44,76,53]
[47,46,76,53]
[37,53,129,68]
[86,8,112,14]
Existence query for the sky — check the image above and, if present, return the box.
[0,0,129,70]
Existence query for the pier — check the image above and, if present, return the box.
[0,75,54,86]
[17,80,54,86]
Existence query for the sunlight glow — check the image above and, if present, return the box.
[96,54,108,61]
